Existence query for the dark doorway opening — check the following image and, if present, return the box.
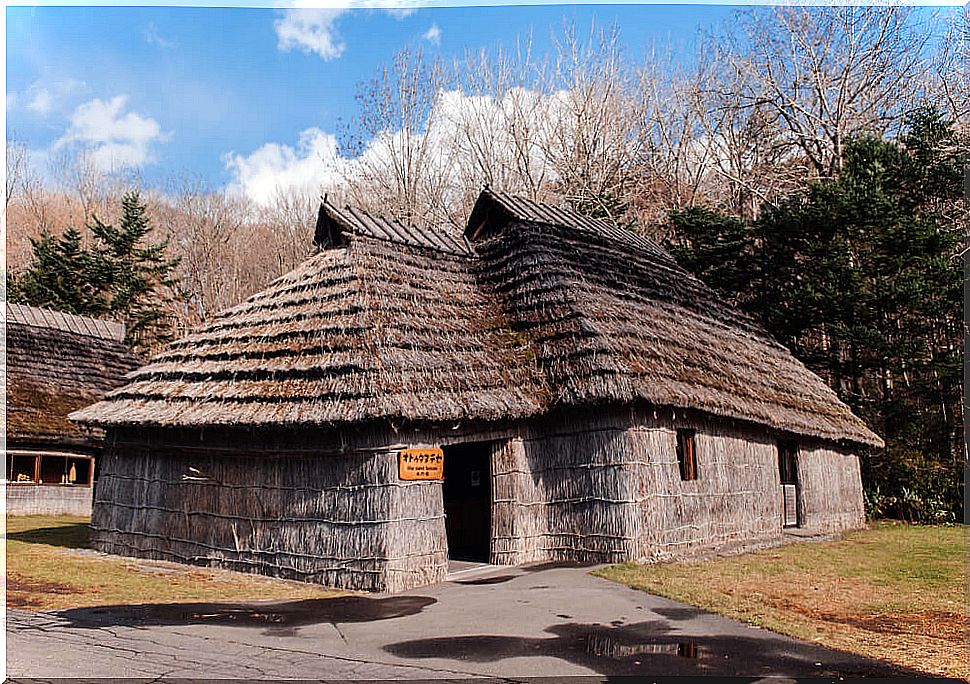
[442,441,492,562]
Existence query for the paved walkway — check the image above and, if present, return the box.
[7,562,916,680]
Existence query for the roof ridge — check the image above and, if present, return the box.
[321,200,471,256]
[470,189,673,262]
[6,303,127,343]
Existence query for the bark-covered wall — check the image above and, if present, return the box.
[92,432,447,592]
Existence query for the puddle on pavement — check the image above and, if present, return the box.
[586,633,700,659]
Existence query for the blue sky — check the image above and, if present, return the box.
[8,3,946,202]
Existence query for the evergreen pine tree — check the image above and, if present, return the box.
[88,191,180,350]
[8,227,107,315]
[9,190,179,353]
[664,106,966,521]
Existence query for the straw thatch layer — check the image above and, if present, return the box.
[6,304,141,448]
[472,207,882,448]
[73,190,880,451]
[74,235,544,428]
[92,435,447,592]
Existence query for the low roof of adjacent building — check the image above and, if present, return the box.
[7,303,143,449]
[71,190,883,448]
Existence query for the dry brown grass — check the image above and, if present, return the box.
[595,522,967,679]
[6,515,346,611]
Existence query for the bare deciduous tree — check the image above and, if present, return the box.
[710,7,932,178]
[6,140,30,210]
[934,7,970,134]
[343,46,454,226]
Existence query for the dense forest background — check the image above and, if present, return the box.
[6,6,967,522]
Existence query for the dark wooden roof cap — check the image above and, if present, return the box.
[7,303,127,342]
[318,199,471,256]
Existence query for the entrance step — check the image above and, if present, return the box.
[446,560,507,582]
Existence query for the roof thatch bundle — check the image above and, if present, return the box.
[6,303,142,448]
[72,189,882,449]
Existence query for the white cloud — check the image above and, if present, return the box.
[54,95,170,171]
[225,88,569,207]
[423,23,441,46]
[28,89,54,116]
[145,22,175,49]
[19,78,87,117]
[377,2,416,19]
[274,2,417,60]
[225,127,346,205]
[275,9,346,61]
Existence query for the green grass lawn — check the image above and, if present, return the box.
[5,515,345,610]
[594,522,967,679]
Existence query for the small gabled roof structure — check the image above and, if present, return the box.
[6,303,142,449]
[73,190,882,449]
[316,199,470,256]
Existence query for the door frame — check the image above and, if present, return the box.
[777,439,801,528]
[441,439,497,562]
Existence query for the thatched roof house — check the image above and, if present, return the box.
[6,303,142,515]
[73,190,880,591]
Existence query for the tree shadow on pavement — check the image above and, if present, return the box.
[56,595,436,637]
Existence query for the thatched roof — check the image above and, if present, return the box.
[70,222,544,427]
[72,190,882,448]
[472,190,882,448]
[6,303,142,448]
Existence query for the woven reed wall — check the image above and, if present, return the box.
[490,407,865,567]
[91,410,865,592]
[626,411,784,560]
[91,433,447,592]
[490,408,784,565]
[491,427,637,565]
[7,484,93,516]
[795,444,865,533]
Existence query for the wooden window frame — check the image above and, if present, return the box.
[676,429,698,481]
[4,451,94,487]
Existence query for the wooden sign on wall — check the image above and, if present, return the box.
[398,448,444,481]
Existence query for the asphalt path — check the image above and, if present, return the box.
[7,562,921,680]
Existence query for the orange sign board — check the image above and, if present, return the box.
[398,448,444,481]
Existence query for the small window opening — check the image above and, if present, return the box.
[7,455,38,483]
[676,429,698,481]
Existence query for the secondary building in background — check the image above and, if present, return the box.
[6,304,142,516]
[72,190,883,592]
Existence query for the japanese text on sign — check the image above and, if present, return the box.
[398,448,444,481]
